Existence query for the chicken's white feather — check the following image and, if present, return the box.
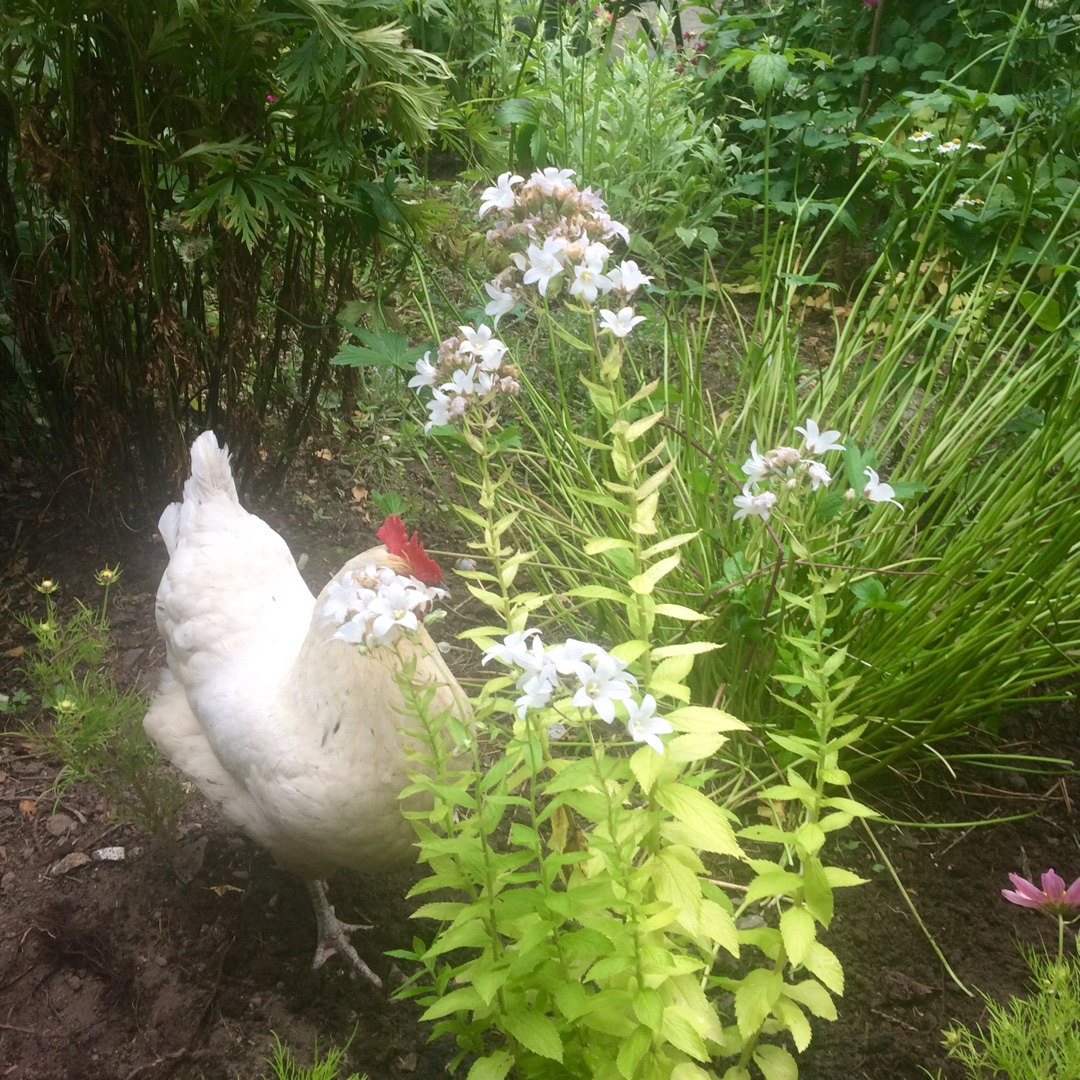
[145,432,467,887]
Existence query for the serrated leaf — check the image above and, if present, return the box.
[655,784,743,856]
[802,855,834,927]
[779,905,816,967]
[752,1043,798,1080]
[617,1025,653,1080]
[748,50,788,101]
[772,996,812,1053]
[503,1008,563,1062]
[782,978,837,1020]
[633,987,665,1031]
[467,1051,515,1080]
[803,941,844,995]
[630,744,664,793]
[629,553,681,595]
[744,870,804,903]
[734,968,783,1038]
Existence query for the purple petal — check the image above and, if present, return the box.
[1064,877,1080,906]
[1041,869,1066,903]
[1002,873,1046,908]
[1002,888,1044,909]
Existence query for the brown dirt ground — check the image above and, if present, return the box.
[0,452,1077,1080]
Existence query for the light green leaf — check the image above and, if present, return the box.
[652,642,723,660]
[666,732,726,763]
[779,905,816,967]
[617,1026,653,1080]
[630,744,664,793]
[652,603,707,621]
[782,978,837,1020]
[734,968,783,1038]
[467,1051,515,1080]
[641,531,701,559]
[629,553,681,595]
[748,50,788,100]
[824,866,870,888]
[503,1008,564,1062]
[655,784,743,857]
[568,584,632,603]
[802,856,834,927]
[803,941,844,995]
[420,984,486,1021]
[744,870,804,904]
[772,996,812,1053]
[752,1043,798,1080]
[666,705,747,733]
[585,537,635,554]
[633,988,665,1032]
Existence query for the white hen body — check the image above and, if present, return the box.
[145,432,466,880]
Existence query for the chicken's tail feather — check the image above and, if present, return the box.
[159,431,239,553]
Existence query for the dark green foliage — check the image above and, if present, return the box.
[0,0,447,501]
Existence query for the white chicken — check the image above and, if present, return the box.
[144,431,468,987]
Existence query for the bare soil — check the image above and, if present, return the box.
[1,455,1076,1080]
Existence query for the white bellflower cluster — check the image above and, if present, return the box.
[477,168,650,337]
[319,563,447,649]
[482,629,673,754]
[408,324,520,431]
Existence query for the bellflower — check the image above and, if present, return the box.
[483,281,517,325]
[523,237,567,297]
[796,418,844,456]
[569,256,613,305]
[479,172,524,218]
[733,485,778,522]
[863,467,903,509]
[625,694,672,755]
[598,306,646,338]
[570,653,638,724]
[607,259,652,295]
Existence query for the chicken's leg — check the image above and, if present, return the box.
[304,879,381,988]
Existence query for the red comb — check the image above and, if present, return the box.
[376,515,443,585]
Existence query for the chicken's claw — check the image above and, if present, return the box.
[305,879,381,988]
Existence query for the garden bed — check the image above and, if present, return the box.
[0,468,1075,1080]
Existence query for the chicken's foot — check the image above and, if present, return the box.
[304,879,381,988]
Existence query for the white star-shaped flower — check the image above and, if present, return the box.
[608,259,652,295]
[523,237,567,297]
[571,654,638,724]
[483,281,517,326]
[478,172,523,218]
[408,352,439,390]
[733,484,778,522]
[625,694,672,754]
[795,418,844,455]
[598,306,646,338]
[863,467,903,510]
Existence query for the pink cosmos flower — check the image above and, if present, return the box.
[1002,869,1080,916]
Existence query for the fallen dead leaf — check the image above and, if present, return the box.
[208,884,243,897]
[18,799,36,817]
[2,647,23,659]
[314,448,332,461]
[351,486,368,503]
